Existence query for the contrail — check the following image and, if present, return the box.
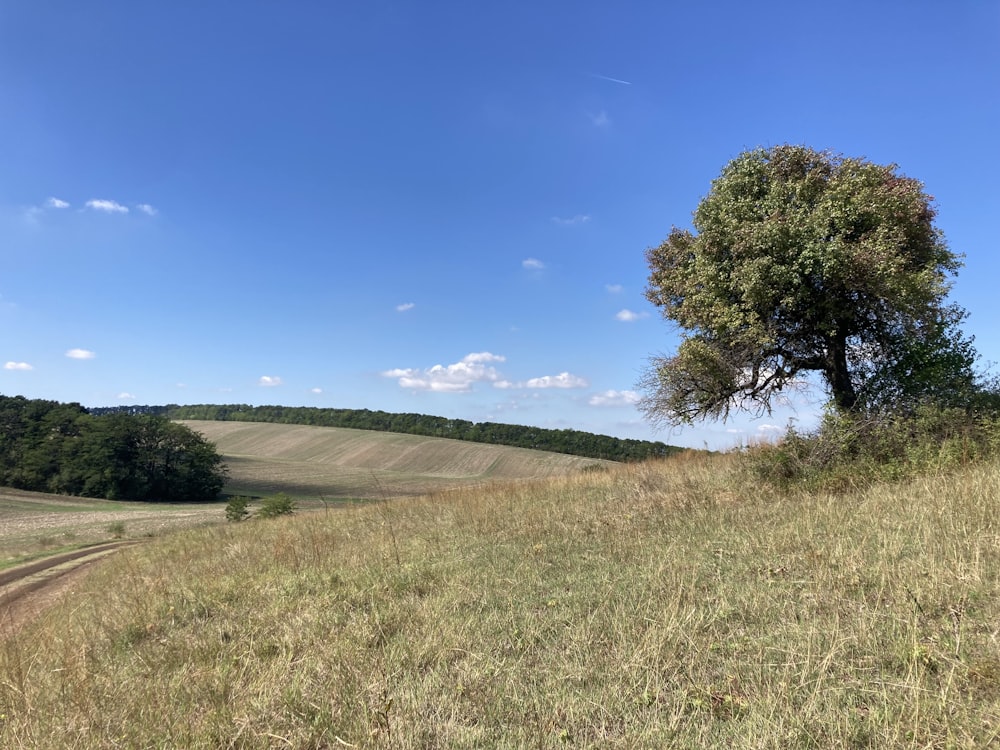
[591,73,632,86]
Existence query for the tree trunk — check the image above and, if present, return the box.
[826,332,858,412]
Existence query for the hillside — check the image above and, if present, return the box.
[3,454,999,747]
[93,403,682,462]
[181,420,615,499]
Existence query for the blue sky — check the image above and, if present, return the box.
[2,1,998,450]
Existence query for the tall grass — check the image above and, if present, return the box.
[2,452,999,747]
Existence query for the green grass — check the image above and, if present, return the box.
[3,453,1000,747]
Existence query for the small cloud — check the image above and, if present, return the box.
[66,348,96,360]
[551,214,591,227]
[383,352,506,393]
[522,258,545,270]
[117,392,136,400]
[86,199,129,214]
[605,284,623,294]
[258,376,283,387]
[310,387,323,394]
[47,197,70,209]
[588,389,640,407]
[396,302,416,312]
[525,372,589,389]
[757,424,783,434]
[615,309,649,322]
[3,361,33,371]
[136,203,158,216]
[589,110,610,127]
[463,352,505,364]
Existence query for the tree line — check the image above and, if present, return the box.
[91,404,683,462]
[0,395,226,502]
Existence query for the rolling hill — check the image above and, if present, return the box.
[179,420,615,499]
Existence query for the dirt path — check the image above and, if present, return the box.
[0,542,136,638]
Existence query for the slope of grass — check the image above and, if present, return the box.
[183,419,613,499]
[3,454,1000,747]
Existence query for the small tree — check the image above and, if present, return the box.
[256,492,296,519]
[642,145,976,426]
[225,495,251,522]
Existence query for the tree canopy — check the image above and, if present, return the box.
[642,145,977,426]
[0,395,226,501]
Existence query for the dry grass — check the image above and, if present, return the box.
[2,452,999,747]
[0,488,224,567]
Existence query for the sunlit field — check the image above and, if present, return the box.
[3,451,998,748]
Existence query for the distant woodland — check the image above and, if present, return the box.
[0,395,226,502]
[92,404,683,462]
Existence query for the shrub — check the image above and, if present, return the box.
[224,496,251,522]
[741,404,1000,492]
[256,493,296,519]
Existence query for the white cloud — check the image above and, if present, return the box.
[47,197,70,209]
[117,392,136,400]
[3,361,33,371]
[588,389,640,407]
[551,214,591,226]
[525,372,589,389]
[136,203,158,216]
[86,199,129,214]
[258,376,283,387]
[615,309,649,322]
[396,302,415,312]
[463,352,505,364]
[383,352,506,393]
[310,387,323,394]
[589,110,610,127]
[605,284,623,294]
[522,258,545,270]
[66,348,96,360]
[757,424,784,434]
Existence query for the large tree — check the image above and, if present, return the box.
[642,145,976,426]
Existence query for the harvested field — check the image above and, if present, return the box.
[180,420,613,499]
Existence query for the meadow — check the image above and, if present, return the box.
[2,445,999,747]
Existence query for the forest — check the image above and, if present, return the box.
[0,395,226,502]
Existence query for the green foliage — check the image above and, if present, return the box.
[742,405,1000,492]
[0,395,227,502]
[224,495,251,522]
[643,144,976,424]
[256,492,295,519]
[106,521,126,539]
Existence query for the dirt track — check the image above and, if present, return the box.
[0,542,135,638]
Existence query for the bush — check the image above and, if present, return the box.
[224,496,251,522]
[256,493,296,519]
[741,404,1000,492]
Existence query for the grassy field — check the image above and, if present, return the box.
[181,419,613,499]
[3,450,999,747]
[0,487,224,569]
[0,422,612,568]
